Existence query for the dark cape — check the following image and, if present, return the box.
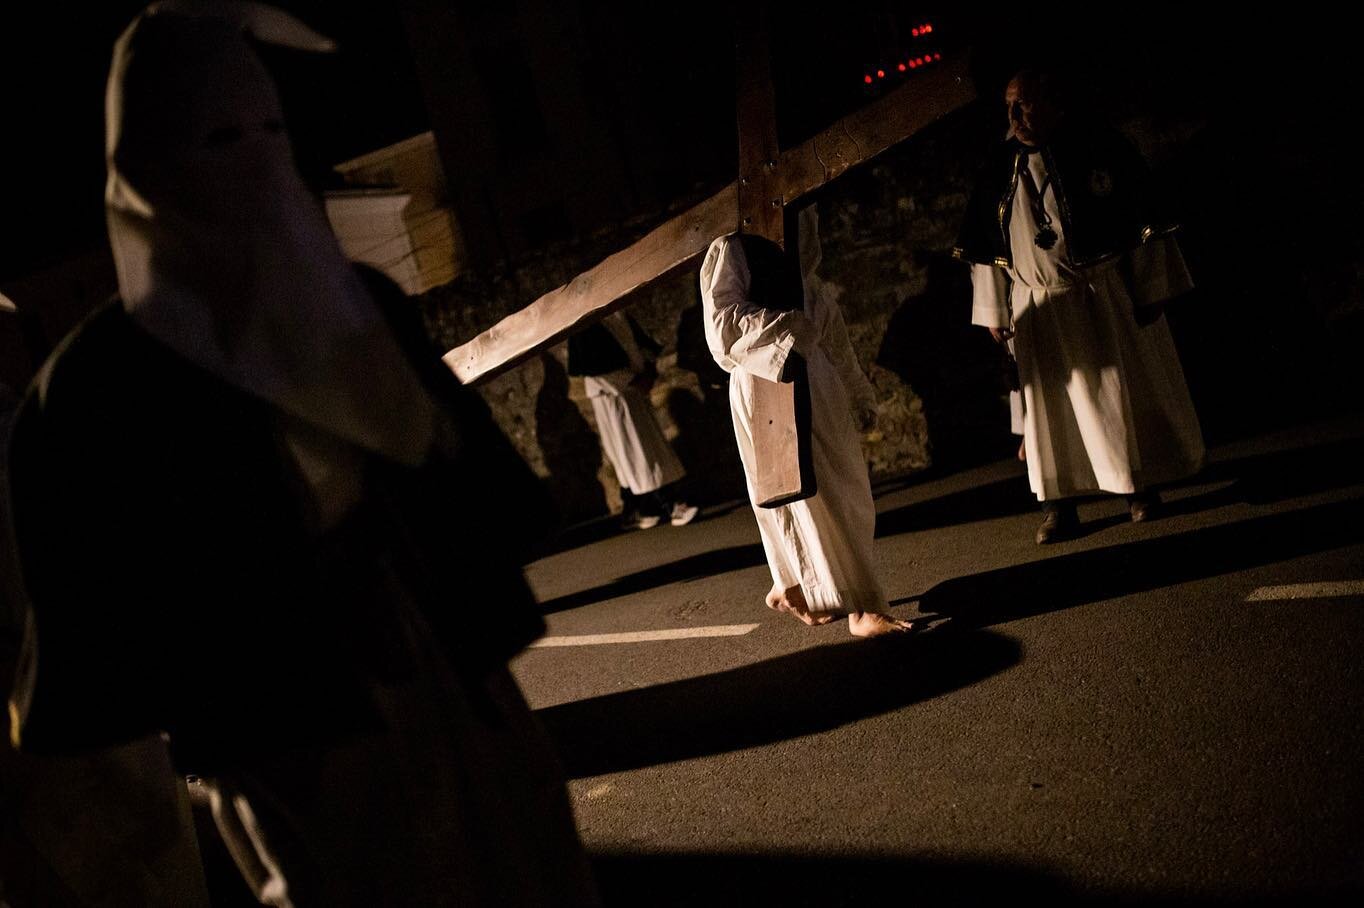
[4,268,553,772]
[953,118,1177,269]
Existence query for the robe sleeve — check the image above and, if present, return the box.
[811,281,876,410]
[698,235,818,383]
[970,263,1011,329]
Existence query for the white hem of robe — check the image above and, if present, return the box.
[584,373,685,495]
[1011,265,1205,500]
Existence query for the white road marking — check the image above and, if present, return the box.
[530,623,761,647]
[1246,581,1364,601]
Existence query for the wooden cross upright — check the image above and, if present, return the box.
[734,3,813,506]
[442,15,976,498]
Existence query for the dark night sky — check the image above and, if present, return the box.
[0,1,426,283]
[1,4,1359,284]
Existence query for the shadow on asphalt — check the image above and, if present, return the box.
[875,474,1034,539]
[593,850,1074,907]
[590,850,1362,907]
[875,432,1364,542]
[537,629,1021,778]
[537,433,1364,614]
[530,501,752,562]
[536,543,767,614]
[916,496,1364,629]
[1163,433,1364,515]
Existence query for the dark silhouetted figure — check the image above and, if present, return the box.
[876,251,1014,470]
[666,291,746,505]
[3,4,597,905]
[535,352,609,522]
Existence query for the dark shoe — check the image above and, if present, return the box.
[1035,505,1078,544]
[1128,492,1162,523]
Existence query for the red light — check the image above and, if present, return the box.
[908,59,918,69]
[864,74,873,84]
[911,27,920,37]
[877,69,885,78]
[897,63,906,72]
[934,52,942,60]
[924,23,933,33]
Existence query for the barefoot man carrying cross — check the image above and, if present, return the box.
[700,207,915,638]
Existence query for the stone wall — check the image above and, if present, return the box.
[416,103,1016,528]
[417,64,1364,528]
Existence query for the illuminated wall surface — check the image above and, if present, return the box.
[399,8,1361,526]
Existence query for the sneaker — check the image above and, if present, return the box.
[669,502,700,527]
[622,511,661,530]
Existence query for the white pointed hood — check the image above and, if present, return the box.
[105,1,434,465]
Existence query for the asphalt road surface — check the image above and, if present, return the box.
[514,413,1364,906]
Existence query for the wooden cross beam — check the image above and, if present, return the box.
[443,52,975,386]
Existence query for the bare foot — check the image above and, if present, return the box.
[1017,439,1027,462]
[765,584,837,626]
[847,611,917,637]
[764,583,789,612]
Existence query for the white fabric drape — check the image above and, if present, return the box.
[105,3,435,469]
[970,152,1205,499]
[700,211,886,615]
[583,373,685,495]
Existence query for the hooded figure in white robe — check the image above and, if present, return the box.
[583,315,684,496]
[569,312,696,527]
[4,3,597,905]
[699,208,913,636]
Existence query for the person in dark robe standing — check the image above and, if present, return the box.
[3,3,598,904]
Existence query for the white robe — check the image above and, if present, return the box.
[971,151,1205,501]
[583,312,685,495]
[699,230,885,616]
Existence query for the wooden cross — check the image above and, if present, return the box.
[442,18,975,499]
[733,3,812,506]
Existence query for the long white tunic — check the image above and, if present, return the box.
[583,313,685,495]
[971,151,1205,500]
[699,233,885,615]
